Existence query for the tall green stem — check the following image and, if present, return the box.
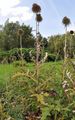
[35,15,40,80]
[63,27,67,81]
[64,27,67,60]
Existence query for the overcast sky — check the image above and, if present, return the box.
[0,0,75,37]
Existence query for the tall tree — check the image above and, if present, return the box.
[1,20,34,50]
[21,24,35,48]
[3,21,20,50]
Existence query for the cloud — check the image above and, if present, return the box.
[0,0,33,23]
[0,0,20,9]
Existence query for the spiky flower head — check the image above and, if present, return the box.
[36,14,43,22]
[18,29,24,36]
[70,30,74,34]
[62,16,71,27]
[32,3,41,13]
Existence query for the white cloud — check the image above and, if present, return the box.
[0,0,33,23]
[0,0,20,9]
[9,17,20,22]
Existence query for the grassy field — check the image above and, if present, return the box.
[0,64,17,86]
[0,61,75,120]
[0,61,63,86]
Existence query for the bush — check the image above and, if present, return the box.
[4,74,38,120]
[0,49,62,63]
[1,59,75,120]
[46,53,61,62]
[13,60,27,67]
[22,48,35,62]
[0,48,35,63]
[0,102,15,120]
[0,51,9,63]
[47,54,56,61]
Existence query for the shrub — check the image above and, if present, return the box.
[47,54,56,61]
[4,74,38,120]
[0,102,15,120]
[0,51,9,63]
[46,53,61,62]
[0,48,35,63]
[13,60,27,67]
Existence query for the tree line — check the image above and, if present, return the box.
[0,19,75,61]
[48,32,75,60]
[0,19,35,50]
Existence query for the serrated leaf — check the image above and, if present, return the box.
[41,107,50,120]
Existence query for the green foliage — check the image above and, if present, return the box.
[2,62,60,119]
[0,60,75,119]
[13,60,26,67]
[0,20,35,51]
[48,33,75,59]
[1,8,75,120]
[0,48,35,63]
[41,107,50,120]
[0,102,15,120]
[0,20,75,60]
[0,51,9,63]
[47,54,57,61]
[4,69,39,120]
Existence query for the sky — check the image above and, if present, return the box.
[0,0,75,37]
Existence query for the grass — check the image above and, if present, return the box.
[1,60,75,120]
[0,61,63,86]
[0,61,72,120]
[0,64,17,86]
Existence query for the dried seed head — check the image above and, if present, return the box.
[32,3,41,13]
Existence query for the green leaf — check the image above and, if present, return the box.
[41,107,50,120]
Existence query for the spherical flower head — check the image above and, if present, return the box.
[32,3,41,13]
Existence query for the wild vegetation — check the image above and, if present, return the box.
[0,3,75,120]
